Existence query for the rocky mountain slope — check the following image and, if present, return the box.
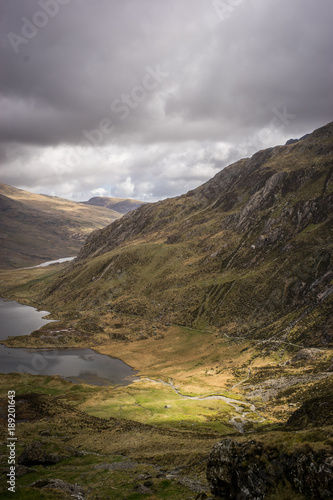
[45,121,333,348]
[83,195,144,214]
[207,431,333,500]
[0,184,122,269]
[0,122,332,499]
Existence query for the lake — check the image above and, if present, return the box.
[0,299,54,340]
[0,298,138,386]
[24,256,76,269]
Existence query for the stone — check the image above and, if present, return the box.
[15,465,37,477]
[207,438,333,500]
[18,441,63,466]
[134,482,154,495]
[29,478,85,499]
[2,465,36,478]
[286,395,333,428]
[291,348,322,363]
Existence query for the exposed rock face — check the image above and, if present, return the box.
[18,441,63,466]
[77,202,159,260]
[29,478,85,499]
[286,394,333,428]
[43,121,333,346]
[207,439,333,499]
[77,123,333,263]
[76,122,333,277]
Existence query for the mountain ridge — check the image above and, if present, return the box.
[1,122,332,500]
[41,121,333,348]
[77,121,333,261]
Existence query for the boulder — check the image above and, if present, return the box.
[29,478,85,499]
[18,441,63,466]
[207,438,333,499]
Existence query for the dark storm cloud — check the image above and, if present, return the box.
[0,0,180,145]
[163,0,333,139]
[0,0,332,200]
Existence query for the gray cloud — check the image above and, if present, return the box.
[0,0,332,201]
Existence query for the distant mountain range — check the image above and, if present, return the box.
[0,184,130,269]
[82,196,144,214]
[0,185,145,269]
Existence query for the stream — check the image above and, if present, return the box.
[141,377,265,433]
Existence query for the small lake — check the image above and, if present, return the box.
[0,298,138,386]
[0,299,53,340]
[24,256,76,269]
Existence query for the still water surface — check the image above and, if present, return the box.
[0,299,53,339]
[0,298,137,386]
[24,256,76,269]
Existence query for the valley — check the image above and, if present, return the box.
[0,122,332,499]
[0,184,142,269]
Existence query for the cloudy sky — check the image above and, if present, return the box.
[1,0,332,202]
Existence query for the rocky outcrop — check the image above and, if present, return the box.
[207,439,333,499]
[237,171,286,229]
[18,441,64,466]
[286,394,333,428]
[29,478,85,499]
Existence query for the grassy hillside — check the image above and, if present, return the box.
[0,184,122,269]
[0,122,332,499]
[0,262,332,498]
[35,121,333,347]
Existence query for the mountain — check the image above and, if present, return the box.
[0,184,122,269]
[1,123,332,499]
[83,196,144,214]
[44,121,333,348]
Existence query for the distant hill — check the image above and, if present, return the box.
[83,196,144,214]
[0,184,122,269]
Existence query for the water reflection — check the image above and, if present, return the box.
[0,298,53,340]
[0,298,138,386]
[0,345,138,386]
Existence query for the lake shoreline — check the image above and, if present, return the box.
[0,297,138,386]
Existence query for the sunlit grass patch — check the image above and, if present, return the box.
[81,381,236,432]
